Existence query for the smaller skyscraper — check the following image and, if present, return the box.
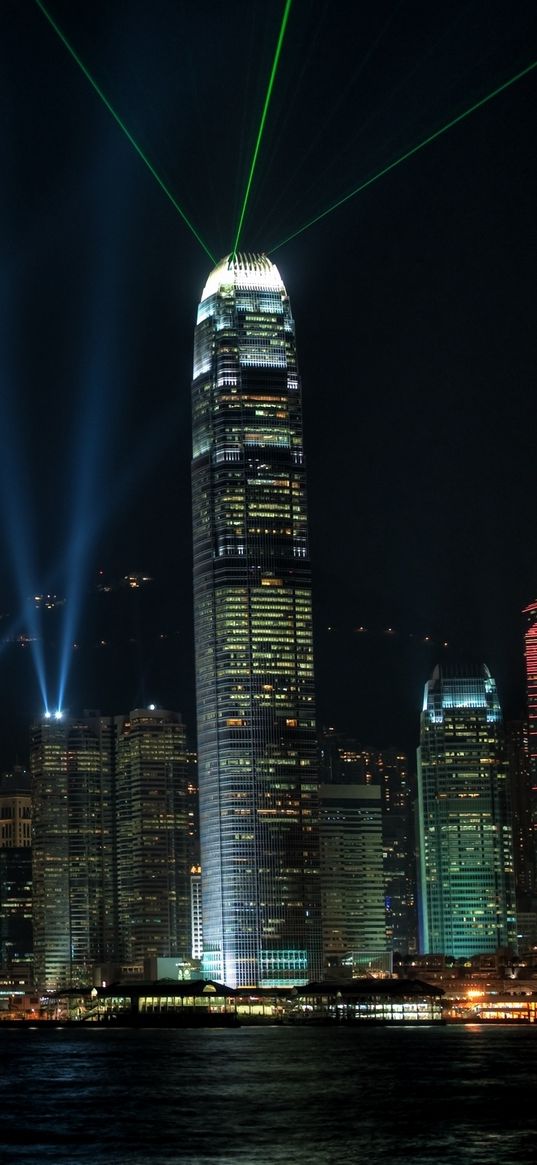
[319,783,386,967]
[0,769,33,986]
[31,707,192,991]
[505,720,534,902]
[379,750,417,955]
[115,708,190,965]
[319,731,417,953]
[31,714,116,991]
[417,664,516,958]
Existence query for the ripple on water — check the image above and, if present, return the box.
[1,1026,536,1165]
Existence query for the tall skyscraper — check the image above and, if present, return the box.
[417,664,516,958]
[31,708,191,990]
[191,253,321,988]
[522,599,537,884]
[319,783,386,965]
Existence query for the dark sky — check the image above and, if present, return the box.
[1,0,536,763]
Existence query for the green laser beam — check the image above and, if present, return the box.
[34,0,216,264]
[232,0,293,257]
[269,57,537,253]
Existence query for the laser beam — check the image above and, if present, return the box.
[269,58,537,252]
[232,0,293,256]
[34,0,216,264]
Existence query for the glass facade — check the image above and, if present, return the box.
[319,731,418,954]
[417,664,517,958]
[31,709,191,990]
[31,716,116,991]
[0,770,32,984]
[191,253,322,988]
[115,708,190,965]
[522,600,537,889]
[319,784,386,963]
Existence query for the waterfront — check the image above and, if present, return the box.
[1,1025,536,1164]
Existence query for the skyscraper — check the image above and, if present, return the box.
[31,714,116,991]
[417,664,516,958]
[319,783,386,965]
[378,750,417,955]
[31,708,191,990]
[505,720,534,901]
[319,730,417,954]
[115,708,190,965]
[191,253,321,988]
[0,769,33,986]
[522,599,537,885]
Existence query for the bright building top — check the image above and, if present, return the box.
[200,253,286,302]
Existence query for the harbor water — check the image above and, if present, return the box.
[1,1024,536,1164]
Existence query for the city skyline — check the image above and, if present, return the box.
[1,1,536,761]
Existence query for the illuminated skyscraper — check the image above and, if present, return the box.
[522,600,537,884]
[319,730,417,953]
[319,783,386,965]
[115,708,190,965]
[505,720,534,901]
[31,714,116,991]
[0,769,32,985]
[31,708,191,990]
[417,664,516,958]
[191,253,321,988]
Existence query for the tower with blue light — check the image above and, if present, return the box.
[191,253,322,989]
[417,664,517,957]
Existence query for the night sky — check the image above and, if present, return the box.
[1,0,536,763]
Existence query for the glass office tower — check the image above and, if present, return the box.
[115,708,190,965]
[522,600,537,889]
[31,715,116,991]
[417,664,516,957]
[192,253,321,988]
[31,709,191,991]
[319,783,386,963]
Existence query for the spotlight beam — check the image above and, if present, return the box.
[34,0,216,264]
[269,58,537,252]
[232,0,293,256]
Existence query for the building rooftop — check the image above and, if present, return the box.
[201,253,285,301]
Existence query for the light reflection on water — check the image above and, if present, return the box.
[1,1025,536,1164]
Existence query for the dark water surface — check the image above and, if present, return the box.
[1,1025,536,1164]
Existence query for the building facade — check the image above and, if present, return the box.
[319,783,386,965]
[505,720,534,904]
[0,769,33,985]
[417,664,517,958]
[115,708,190,965]
[522,599,537,889]
[319,731,417,954]
[31,714,116,991]
[31,708,191,991]
[191,253,321,988]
